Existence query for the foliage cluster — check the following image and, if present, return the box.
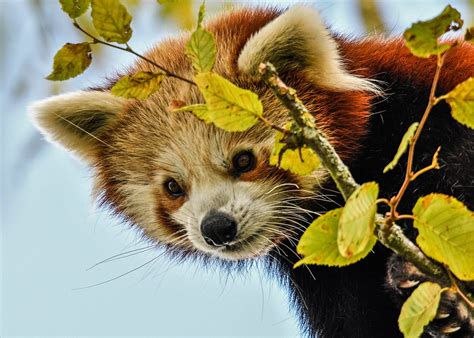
[48,1,473,336]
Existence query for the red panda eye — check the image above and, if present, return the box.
[232,151,256,173]
[164,178,185,197]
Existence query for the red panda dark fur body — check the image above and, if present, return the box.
[31,7,474,338]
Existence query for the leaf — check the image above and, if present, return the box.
[413,194,474,281]
[196,1,205,27]
[442,77,474,129]
[185,3,216,73]
[338,182,379,257]
[172,104,213,123]
[91,0,132,43]
[185,27,216,73]
[194,72,262,131]
[295,208,377,268]
[403,5,463,58]
[269,130,321,175]
[398,282,442,338]
[111,72,165,99]
[384,123,419,173]
[59,0,90,18]
[46,43,92,81]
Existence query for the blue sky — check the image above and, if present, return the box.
[1,0,471,336]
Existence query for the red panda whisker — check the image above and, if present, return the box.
[86,245,157,271]
[73,253,166,291]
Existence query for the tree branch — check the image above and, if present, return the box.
[258,62,359,201]
[72,21,196,86]
[258,61,451,285]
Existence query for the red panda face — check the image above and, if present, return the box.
[30,6,374,262]
[94,98,327,260]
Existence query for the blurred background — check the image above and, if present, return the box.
[1,0,472,336]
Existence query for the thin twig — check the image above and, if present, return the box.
[389,53,446,220]
[73,21,196,86]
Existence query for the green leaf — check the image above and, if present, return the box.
[384,123,419,173]
[46,42,92,81]
[59,0,90,18]
[194,72,262,131]
[413,194,474,281]
[111,71,165,99]
[185,3,216,73]
[338,182,379,257]
[269,130,321,176]
[186,28,216,73]
[91,0,132,43]
[173,104,213,123]
[295,208,377,268]
[403,5,463,58]
[398,282,442,338]
[442,77,474,129]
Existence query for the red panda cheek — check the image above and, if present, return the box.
[154,192,186,235]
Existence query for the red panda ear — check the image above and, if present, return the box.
[238,6,378,93]
[29,90,127,163]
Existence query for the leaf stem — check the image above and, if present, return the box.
[72,21,196,86]
[410,146,441,181]
[447,270,474,308]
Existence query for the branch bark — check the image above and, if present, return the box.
[258,61,450,285]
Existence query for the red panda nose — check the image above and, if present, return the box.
[200,210,237,247]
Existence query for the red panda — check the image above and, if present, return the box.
[30,6,473,337]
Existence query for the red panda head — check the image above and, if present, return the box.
[29,6,376,261]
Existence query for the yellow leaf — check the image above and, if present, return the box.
[443,77,474,129]
[338,182,379,257]
[111,72,164,99]
[384,123,419,173]
[59,0,90,19]
[172,104,213,123]
[91,0,132,43]
[413,194,474,281]
[194,72,262,131]
[269,130,320,176]
[295,208,377,268]
[398,282,442,338]
[46,43,92,81]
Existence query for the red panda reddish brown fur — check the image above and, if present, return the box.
[30,6,474,338]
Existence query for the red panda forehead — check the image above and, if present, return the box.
[153,123,275,183]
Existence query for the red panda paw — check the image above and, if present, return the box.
[386,254,474,337]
